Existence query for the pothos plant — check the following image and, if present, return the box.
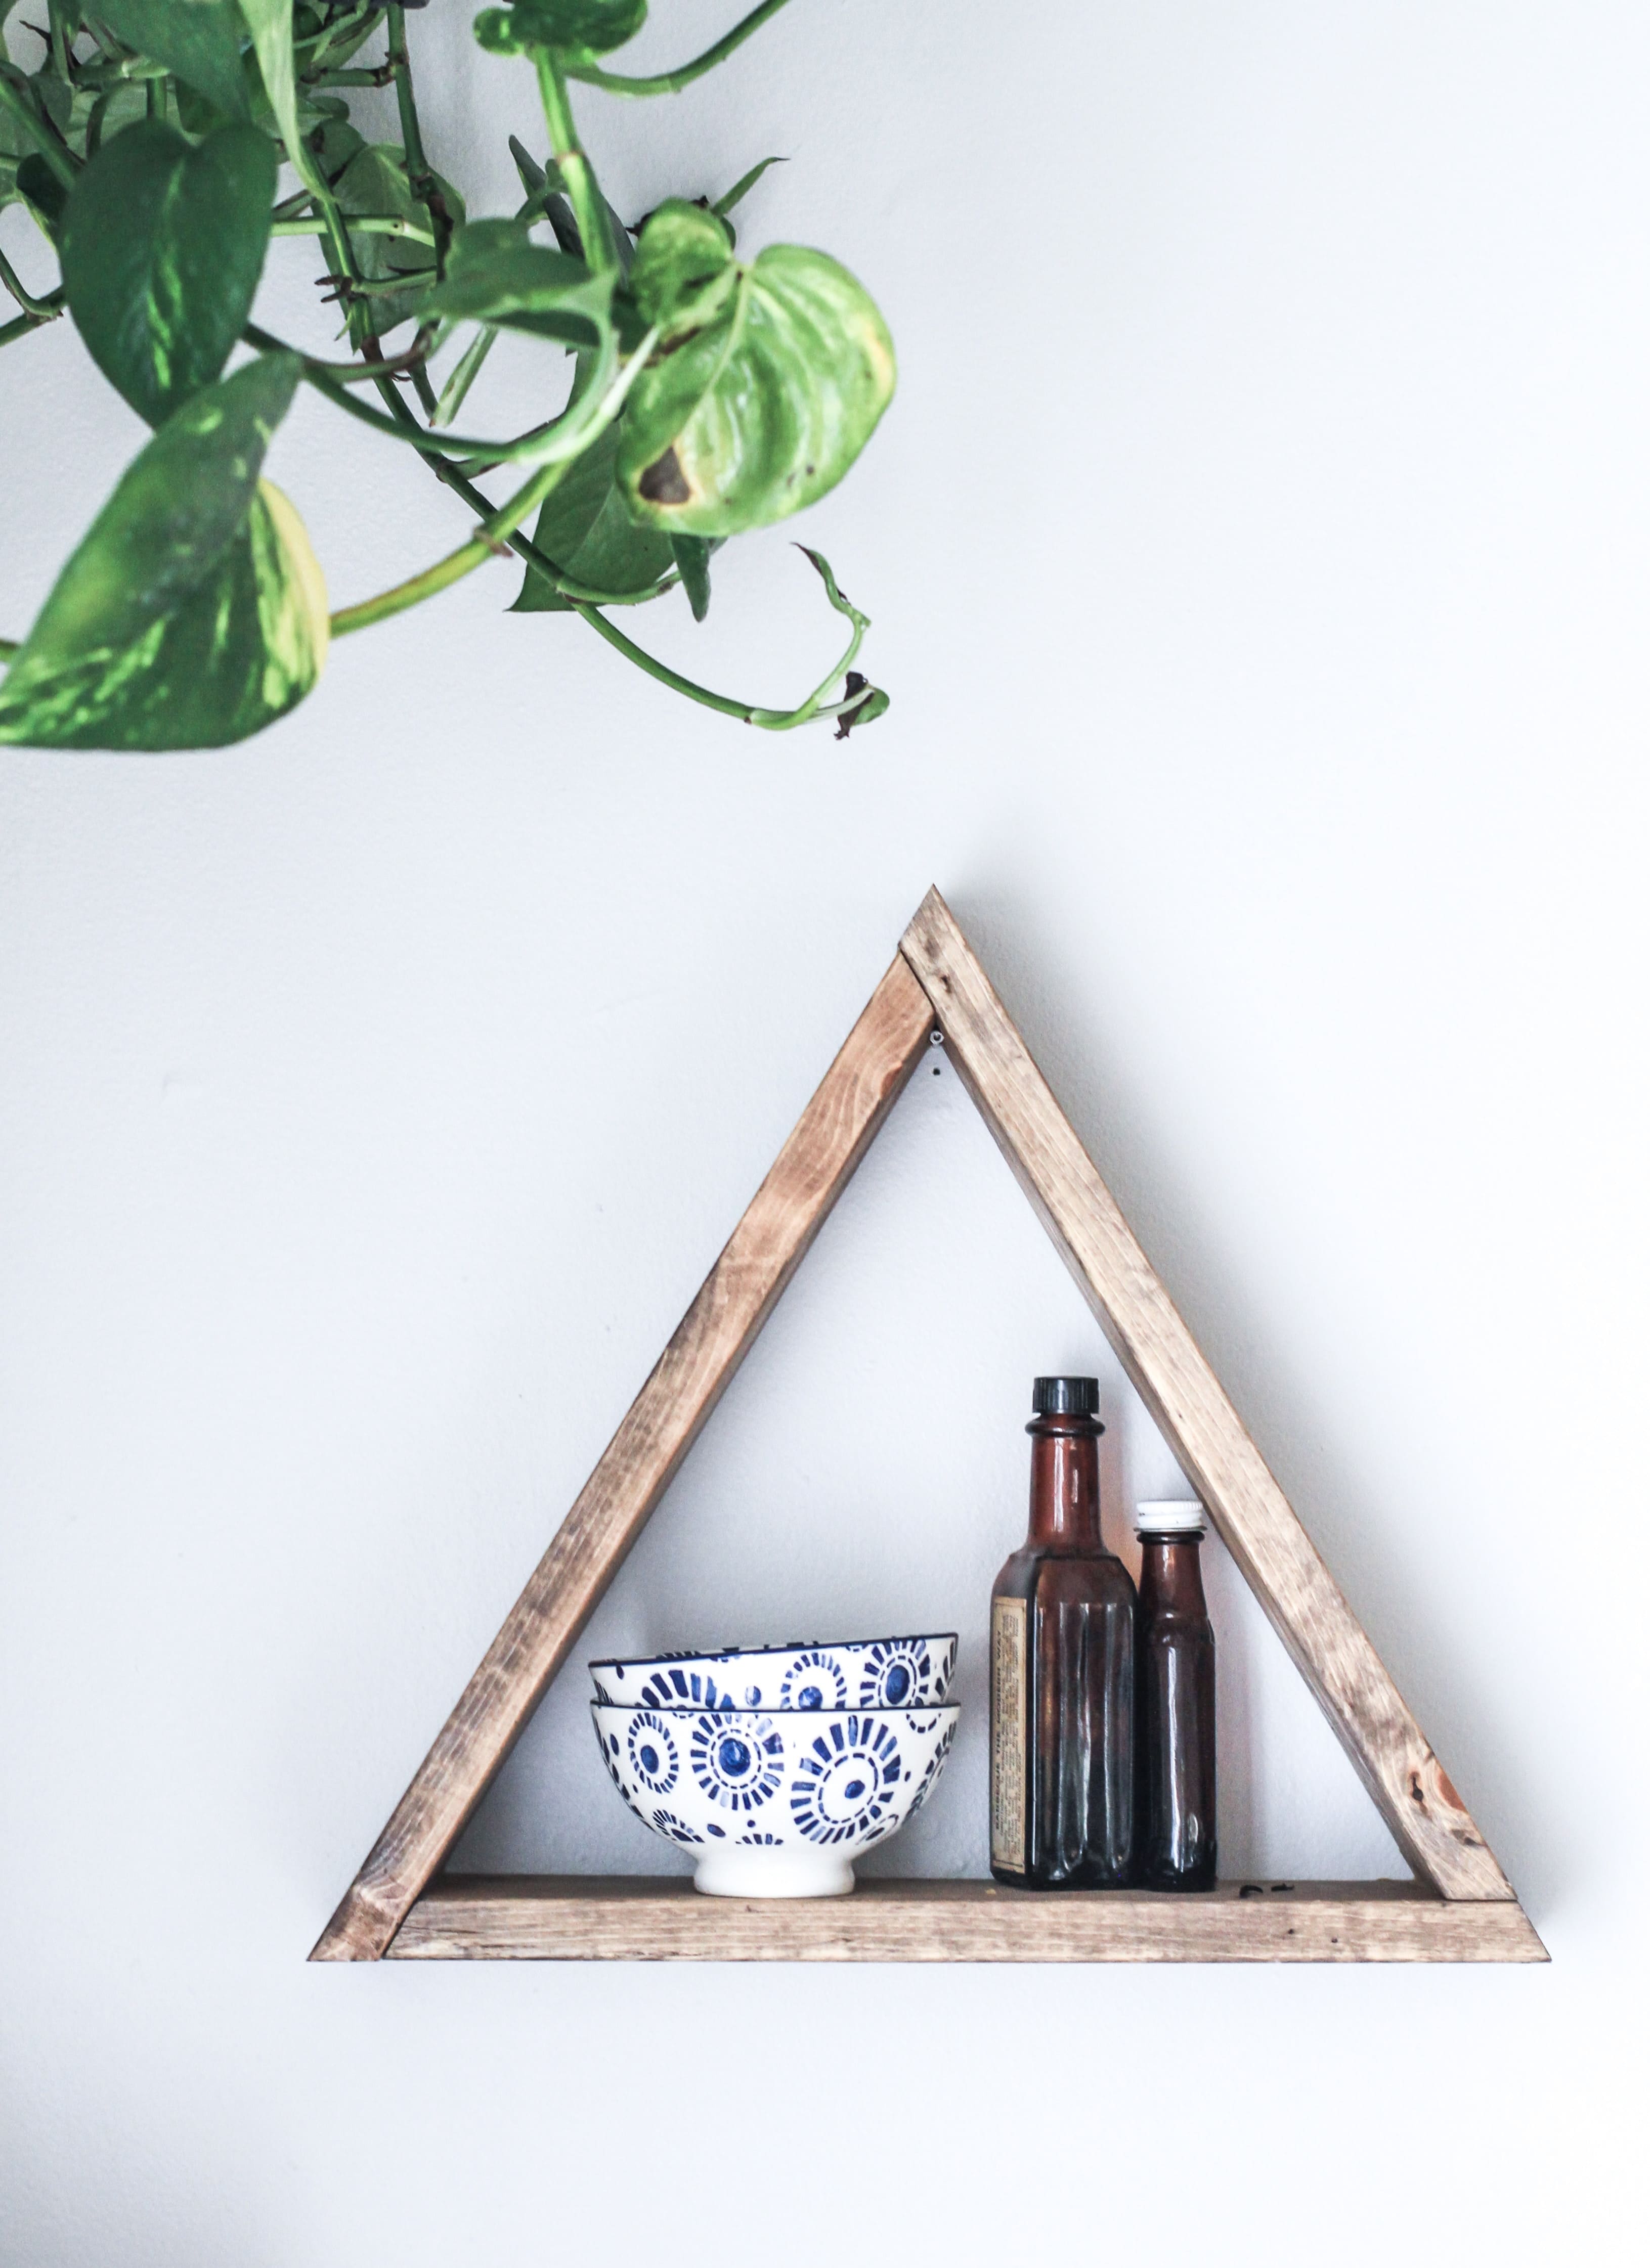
[0,0,895,749]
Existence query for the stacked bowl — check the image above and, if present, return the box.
[590,1634,960,1897]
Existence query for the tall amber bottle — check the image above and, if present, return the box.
[1135,1500,1218,1891]
[989,1378,1139,1888]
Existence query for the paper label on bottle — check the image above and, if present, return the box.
[990,1595,1029,1872]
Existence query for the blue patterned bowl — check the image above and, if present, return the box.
[588,1632,959,1713]
[591,1701,961,1897]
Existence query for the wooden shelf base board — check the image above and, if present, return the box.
[389,1877,1548,1964]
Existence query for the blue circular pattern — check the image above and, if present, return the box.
[857,1639,939,1708]
[626,1710,680,1795]
[789,1714,904,1844]
[690,1712,784,1811]
[779,1650,848,1710]
[638,1666,736,1712]
[650,1808,702,1844]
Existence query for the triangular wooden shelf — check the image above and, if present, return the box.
[313,891,1544,1965]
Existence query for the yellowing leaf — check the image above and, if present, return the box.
[0,355,326,749]
[617,245,894,536]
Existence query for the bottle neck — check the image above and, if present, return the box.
[1138,1535,1207,1612]
[1025,1413,1105,1549]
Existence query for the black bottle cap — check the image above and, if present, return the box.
[1031,1375,1100,1416]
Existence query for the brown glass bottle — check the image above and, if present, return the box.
[989,1378,1139,1889]
[1135,1502,1218,1891]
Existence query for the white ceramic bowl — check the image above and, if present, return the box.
[591,1701,960,1896]
[588,1633,959,1713]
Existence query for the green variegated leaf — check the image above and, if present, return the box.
[0,354,327,751]
[427,218,611,345]
[616,244,895,536]
[511,422,674,611]
[628,199,733,335]
[62,119,275,426]
[473,0,647,59]
[93,0,251,121]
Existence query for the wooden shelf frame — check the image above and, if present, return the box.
[313,888,1543,1966]
[393,1879,1545,1964]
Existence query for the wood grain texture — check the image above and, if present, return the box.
[311,955,936,1960]
[390,1877,1547,1963]
[899,887,1514,1902]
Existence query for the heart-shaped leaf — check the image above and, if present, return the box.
[62,118,275,427]
[333,143,462,336]
[474,0,647,59]
[93,0,250,121]
[629,199,734,335]
[427,218,613,345]
[616,245,895,536]
[0,353,327,751]
[511,423,674,611]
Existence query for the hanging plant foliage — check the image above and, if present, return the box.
[0,2,895,746]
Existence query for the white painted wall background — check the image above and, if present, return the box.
[1,2,1644,2260]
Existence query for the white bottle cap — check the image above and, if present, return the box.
[1136,1499,1206,1536]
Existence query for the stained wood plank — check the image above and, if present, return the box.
[389,1877,1547,1963]
[899,887,1513,1903]
[312,956,936,1960]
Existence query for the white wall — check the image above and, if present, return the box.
[2,4,1644,2261]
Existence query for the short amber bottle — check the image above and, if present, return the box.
[1135,1500,1218,1891]
[989,1378,1139,1889]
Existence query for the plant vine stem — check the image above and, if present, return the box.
[273,76,374,354]
[301,2,387,72]
[329,322,656,632]
[0,242,59,319]
[327,354,860,724]
[306,66,393,88]
[0,285,66,348]
[569,599,851,726]
[535,50,614,272]
[0,76,77,189]
[564,0,795,96]
[300,174,374,353]
[385,4,451,266]
[243,321,563,461]
[432,324,496,427]
[429,459,868,726]
[273,214,435,244]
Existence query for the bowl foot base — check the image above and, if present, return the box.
[693,1849,856,1899]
